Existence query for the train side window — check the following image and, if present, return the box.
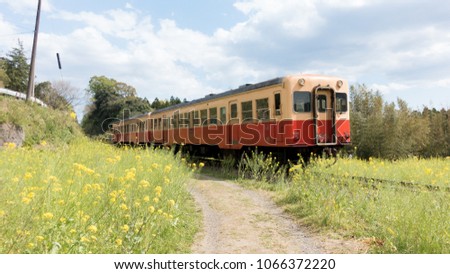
[241,101,253,122]
[336,93,348,112]
[220,106,226,124]
[318,95,327,112]
[183,112,190,127]
[293,92,311,112]
[190,111,195,127]
[256,98,270,121]
[209,107,217,125]
[193,111,200,126]
[274,93,281,115]
[200,109,208,126]
[230,104,238,119]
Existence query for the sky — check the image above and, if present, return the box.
[1,0,449,117]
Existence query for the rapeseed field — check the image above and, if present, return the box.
[0,139,198,254]
[284,156,450,253]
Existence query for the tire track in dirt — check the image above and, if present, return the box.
[188,175,367,254]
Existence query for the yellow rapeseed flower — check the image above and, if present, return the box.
[22,197,31,205]
[70,112,77,120]
[164,165,172,173]
[139,180,150,188]
[168,199,175,207]
[143,196,150,202]
[154,186,162,194]
[115,239,123,246]
[199,162,205,168]
[153,197,159,203]
[4,142,16,149]
[24,172,33,180]
[148,206,155,213]
[36,236,44,242]
[0,210,6,217]
[42,212,54,220]
[120,203,128,211]
[87,225,98,234]
[121,224,129,233]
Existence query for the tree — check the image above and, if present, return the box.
[4,40,30,93]
[35,81,80,110]
[0,58,10,87]
[350,85,440,159]
[150,96,184,110]
[81,76,151,136]
[350,84,384,159]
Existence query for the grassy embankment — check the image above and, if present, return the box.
[228,152,450,253]
[0,97,199,253]
[0,96,83,146]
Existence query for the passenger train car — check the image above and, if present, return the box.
[111,74,351,161]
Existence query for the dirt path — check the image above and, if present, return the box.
[188,175,367,254]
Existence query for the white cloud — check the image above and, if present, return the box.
[0,0,53,14]
[222,0,325,41]
[0,15,20,49]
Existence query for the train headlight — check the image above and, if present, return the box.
[298,78,305,86]
[337,80,343,88]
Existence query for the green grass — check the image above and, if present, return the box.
[0,139,199,254]
[0,96,83,146]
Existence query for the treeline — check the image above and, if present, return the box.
[350,85,449,159]
[150,96,187,110]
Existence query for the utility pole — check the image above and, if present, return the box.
[26,0,41,101]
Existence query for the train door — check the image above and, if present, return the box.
[313,87,336,144]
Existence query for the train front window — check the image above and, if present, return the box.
[293,92,311,112]
[336,93,348,112]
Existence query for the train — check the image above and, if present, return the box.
[111,74,351,161]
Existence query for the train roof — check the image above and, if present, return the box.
[113,77,282,124]
[151,76,283,115]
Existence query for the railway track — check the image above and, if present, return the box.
[312,172,450,193]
